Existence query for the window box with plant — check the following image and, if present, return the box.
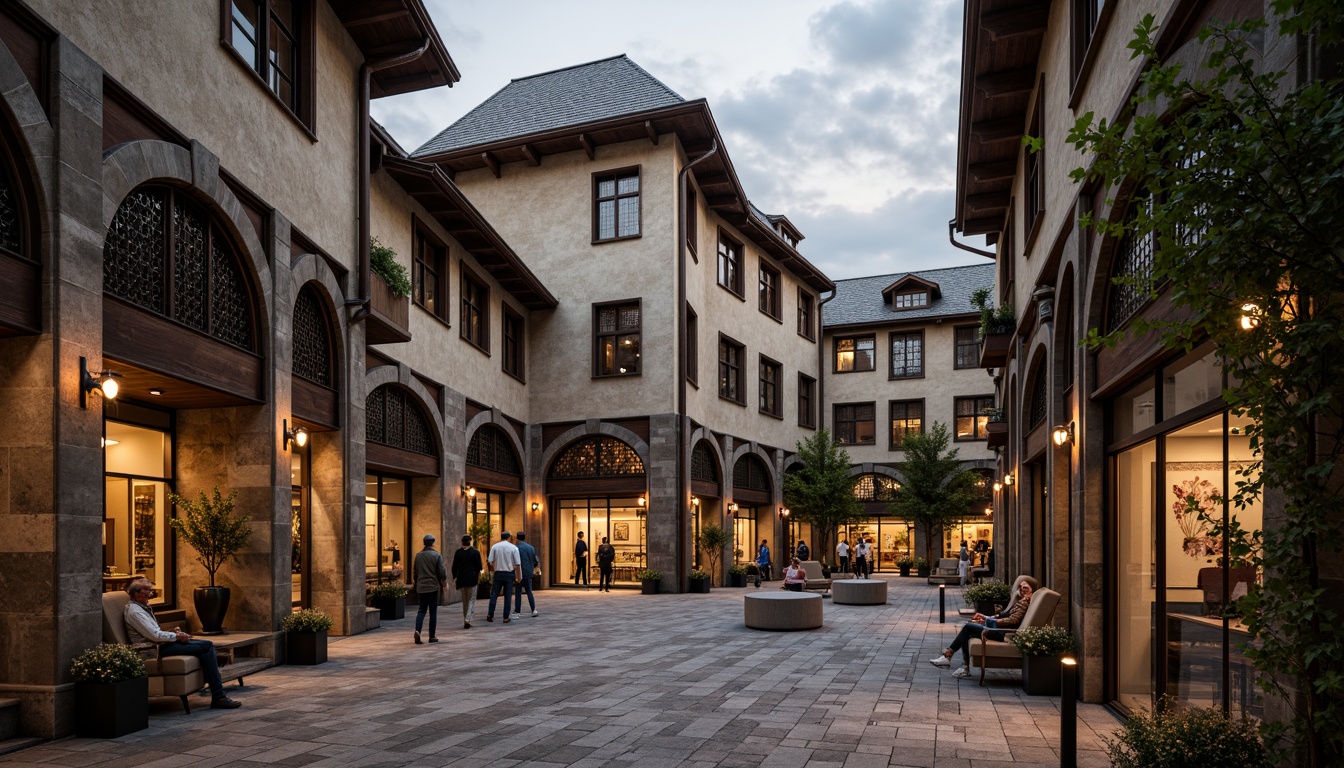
[728,563,749,588]
[282,608,334,666]
[964,579,1011,615]
[970,288,1014,368]
[367,236,412,344]
[71,643,149,738]
[688,569,711,593]
[168,486,251,635]
[636,569,661,595]
[1010,625,1077,695]
[368,580,409,620]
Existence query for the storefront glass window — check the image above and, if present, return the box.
[365,474,409,582]
[1162,346,1221,421]
[104,420,172,605]
[733,507,758,565]
[556,498,645,585]
[1113,376,1157,441]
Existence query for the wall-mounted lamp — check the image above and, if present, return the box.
[1051,422,1074,447]
[779,506,790,518]
[1003,473,1014,486]
[690,496,700,508]
[1239,303,1260,330]
[462,484,476,499]
[530,502,540,513]
[993,481,1003,493]
[79,356,121,409]
[638,495,646,508]
[984,506,993,516]
[283,419,309,451]
[727,502,738,515]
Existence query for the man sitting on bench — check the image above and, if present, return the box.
[124,578,241,709]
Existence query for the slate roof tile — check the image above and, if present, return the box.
[823,263,995,328]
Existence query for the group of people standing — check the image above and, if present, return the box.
[835,536,875,578]
[405,530,541,642]
[570,531,619,591]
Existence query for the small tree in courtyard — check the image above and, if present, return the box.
[695,524,730,586]
[888,423,981,565]
[782,429,864,561]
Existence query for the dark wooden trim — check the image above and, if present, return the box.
[887,329,926,380]
[715,227,745,298]
[887,397,926,451]
[292,376,338,429]
[217,0,318,139]
[831,333,877,374]
[367,441,438,477]
[501,302,525,383]
[691,479,722,498]
[717,331,746,406]
[101,76,189,151]
[591,165,642,244]
[465,464,521,492]
[734,487,770,505]
[0,249,40,336]
[592,297,642,378]
[546,476,646,495]
[757,353,783,418]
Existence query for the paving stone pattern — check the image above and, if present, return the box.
[6,578,1118,767]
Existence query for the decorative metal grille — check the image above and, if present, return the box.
[466,425,521,475]
[104,188,166,313]
[0,161,20,254]
[1029,365,1048,427]
[733,455,770,491]
[852,474,900,502]
[366,385,436,456]
[1106,197,1155,332]
[548,436,644,479]
[691,442,719,483]
[292,287,331,386]
[173,203,208,332]
[210,236,253,349]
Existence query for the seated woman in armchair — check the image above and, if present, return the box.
[930,580,1034,678]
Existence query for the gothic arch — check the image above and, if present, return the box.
[465,410,526,475]
[538,422,649,478]
[363,362,444,458]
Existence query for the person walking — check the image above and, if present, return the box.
[756,539,772,581]
[796,540,810,562]
[596,536,616,591]
[450,534,483,629]
[513,531,540,618]
[412,533,448,644]
[486,530,521,623]
[854,537,869,578]
[836,538,851,576]
[958,540,972,586]
[865,536,876,577]
[573,531,590,588]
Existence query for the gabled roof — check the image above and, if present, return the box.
[414,55,683,157]
[824,263,994,328]
[881,274,942,302]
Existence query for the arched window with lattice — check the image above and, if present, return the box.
[103,186,256,351]
[852,473,900,502]
[292,286,332,387]
[733,454,770,492]
[548,436,644,479]
[0,150,24,259]
[1028,361,1048,428]
[366,385,435,456]
[691,442,719,484]
[467,425,521,476]
[1105,194,1155,333]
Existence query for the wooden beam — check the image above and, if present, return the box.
[968,161,1017,181]
[481,151,500,179]
[578,133,595,160]
[341,9,409,28]
[965,192,1010,212]
[705,194,740,208]
[971,116,1025,143]
[692,171,730,187]
[962,214,1006,235]
[980,4,1049,39]
[643,120,659,145]
[520,144,540,167]
[976,68,1036,98]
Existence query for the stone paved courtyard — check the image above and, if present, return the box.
[5,577,1118,767]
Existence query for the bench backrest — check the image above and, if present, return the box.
[102,591,133,645]
[800,560,826,580]
[936,558,959,574]
[1018,587,1060,629]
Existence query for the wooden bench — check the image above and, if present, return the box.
[210,632,277,687]
[744,592,823,631]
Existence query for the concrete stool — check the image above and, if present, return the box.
[832,578,887,605]
[744,592,823,631]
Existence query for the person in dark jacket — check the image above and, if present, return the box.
[796,541,810,562]
[513,531,540,618]
[412,534,448,644]
[573,531,590,587]
[450,535,483,629]
[596,536,616,592]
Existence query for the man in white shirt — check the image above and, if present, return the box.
[123,578,241,709]
[836,539,851,575]
[485,531,522,624]
[855,537,870,578]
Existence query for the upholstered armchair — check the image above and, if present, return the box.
[101,591,205,713]
[966,586,1062,686]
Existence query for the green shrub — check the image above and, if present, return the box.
[729,564,747,575]
[897,555,914,568]
[964,579,1011,604]
[369,237,411,297]
[970,287,1014,336]
[689,569,711,580]
[368,581,408,599]
[912,557,929,569]
[745,563,759,575]
[167,486,251,588]
[1010,625,1076,657]
[282,608,334,633]
[1105,703,1267,768]
[636,569,661,581]
[70,643,147,684]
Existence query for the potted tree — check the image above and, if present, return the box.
[1012,626,1077,695]
[70,643,148,738]
[695,524,730,586]
[913,557,931,578]
[896,556,914,577]
[636,569,661,595]
[964,579,1011,616]
[687,569,711,593]
[368,580,408,620]
[282,608,334,665]
[168,486,252,635]
[469,520,494,599]
[728,564,748,588]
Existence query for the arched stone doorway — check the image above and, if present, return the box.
[545,434,646,588]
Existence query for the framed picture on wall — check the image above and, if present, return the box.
[613,522,630,541]
[977,526,992,540]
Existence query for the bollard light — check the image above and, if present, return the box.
[938,583,946,623]
[1061,656,1078,768]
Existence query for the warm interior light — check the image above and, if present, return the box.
[530,502,540,513]
[779,506,790,517]
[691,496,700,507]
[1061,656,1078,667]
[637,495,646,508]
[728,502,738,514]
[464,486,476,498]
[1239,303,1260,330]
[984,506,993,516]
[148,388,164,396]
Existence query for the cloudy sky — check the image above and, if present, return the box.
[370,0,991,281]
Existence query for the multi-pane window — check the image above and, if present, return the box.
[834,335,875,372]
[594,168,640,241]
[889,331,924,379]
[893,291,927,309]
[798,373,816,428]
[834,403,876,445]
[759,356,782,417]
[759,262,780,319]
[1072,0,1105,75]
[685,303,698,386]
[718,335,745,404]
[798,289,815,340]
[717,232,743,296]
[413,225,447,322]
[889,400,923,450]
[1025,84,1045,236]
[594,301,641,376]
[460,268,489,351]
[686,185,698,254]
[955,396,995,441]
[502,306,524,381]
[954,326,980,369]
[225,0,310,123]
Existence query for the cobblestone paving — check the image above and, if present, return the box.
[6,577,1117,767]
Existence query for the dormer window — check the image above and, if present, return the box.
[893,291,928,310]
[881,275,940,310]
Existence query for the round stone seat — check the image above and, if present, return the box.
[744,591,823,631]
[832,578,887,605]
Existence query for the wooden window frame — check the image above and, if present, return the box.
[592,166,641,243]
[954,395,995,442]
[501,304,525,383]
[593,299,642,378]
[888,399,924,451]
[954,325,981,369]
[888,330,925,380]
[758,261,781,320]
[758,355,782,418]
[797,288,815,341]
[412,216,449,325]
[459,265,490,354]
[833,402,876,446]
[1023,78,1046,251]
[892,291,928,310]
[833,334,876,373]
[219,0,316,135]
[797,373,816,429]
[717,333,746,406]
[685,302,698,387]
[716,229,744,298]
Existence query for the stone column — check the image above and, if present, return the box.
[646,413,679,590]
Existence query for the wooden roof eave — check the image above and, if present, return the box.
[743,216,835,293]
[380,156,558,311]
[331,0,461,98]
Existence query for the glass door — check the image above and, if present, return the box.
[104,419,173,606]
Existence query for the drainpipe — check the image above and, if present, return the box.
[346,38,431,321]
[948,218,997,259]
[816,289,835,434]
[676,139,718,585]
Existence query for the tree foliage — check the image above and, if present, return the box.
[168,486,251,588]
[695,523,730,586]
[782,429,864,561]
[1067,5,1344,763]
[887,423,982,564]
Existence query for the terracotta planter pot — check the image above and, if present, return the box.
[1022,654,1064,695]
[76,677,148,738]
